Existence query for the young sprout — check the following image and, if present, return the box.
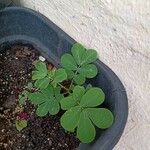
[16,43,114,143]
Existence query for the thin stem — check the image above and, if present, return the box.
[58,83,71,94]
[69,68,79,90]
[58,66,81,94]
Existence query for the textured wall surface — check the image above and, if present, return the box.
[18,0,150,149]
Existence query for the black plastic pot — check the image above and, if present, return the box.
[0,7,128,150]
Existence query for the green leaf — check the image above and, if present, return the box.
[60,96,77,110]
[73,74,86,85]
[34,77,50,89]
[61,106,81,131]
[51,81,57,88]
[87,108,114,129]
[77,111,95,143]
[80,88,105,107]
[19,96,26,105]
[36,97,60,116]
[32,61,48,80]
[48,98,60,115]
[25,82,33,90]
[29,85,60,116]
[41,84,54,98]
[86,84,92,91]
[60,86,85,110]
[16,120,27,131]
[28,92,46,105]
[81,49,97,65]
[32,71,44,80]
[79,64,98,78]
[19,90,29,105]
[65,69,74,79]
[22,90,29,97]
[61,54,77,70]
[71,43,86,65]
[69,84,75,91]
[35,61,47,72]
[54,87,64,102]
[36,101,50,117]
[54,68,67,83]
[73,86,85,102]
[47,69,56,80]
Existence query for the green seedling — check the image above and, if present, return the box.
[16,119,27,132]
[28,85,63,116]
[16,42,114,144]
[61,43,98,85]
[60,86,114,143]
[32,61,67,89]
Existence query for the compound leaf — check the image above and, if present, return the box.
[29,85,60,116]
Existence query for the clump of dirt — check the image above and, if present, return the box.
[0,45,79,150]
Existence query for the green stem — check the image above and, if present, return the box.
[58,83,71,94]
[69,68,79,90]
[59,66,81,94]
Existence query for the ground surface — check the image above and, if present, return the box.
[15,0,150,149]
[0,45,79,150]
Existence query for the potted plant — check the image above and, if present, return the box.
[0,6,128,150]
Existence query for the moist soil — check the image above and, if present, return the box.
[0,45,79,150]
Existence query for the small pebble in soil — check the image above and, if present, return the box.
[48,139,52,146]
[22,135,26,139]
[39,56,46,62]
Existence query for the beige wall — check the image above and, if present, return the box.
[18,0,150,149]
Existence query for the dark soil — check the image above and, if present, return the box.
[0,45,79,150]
